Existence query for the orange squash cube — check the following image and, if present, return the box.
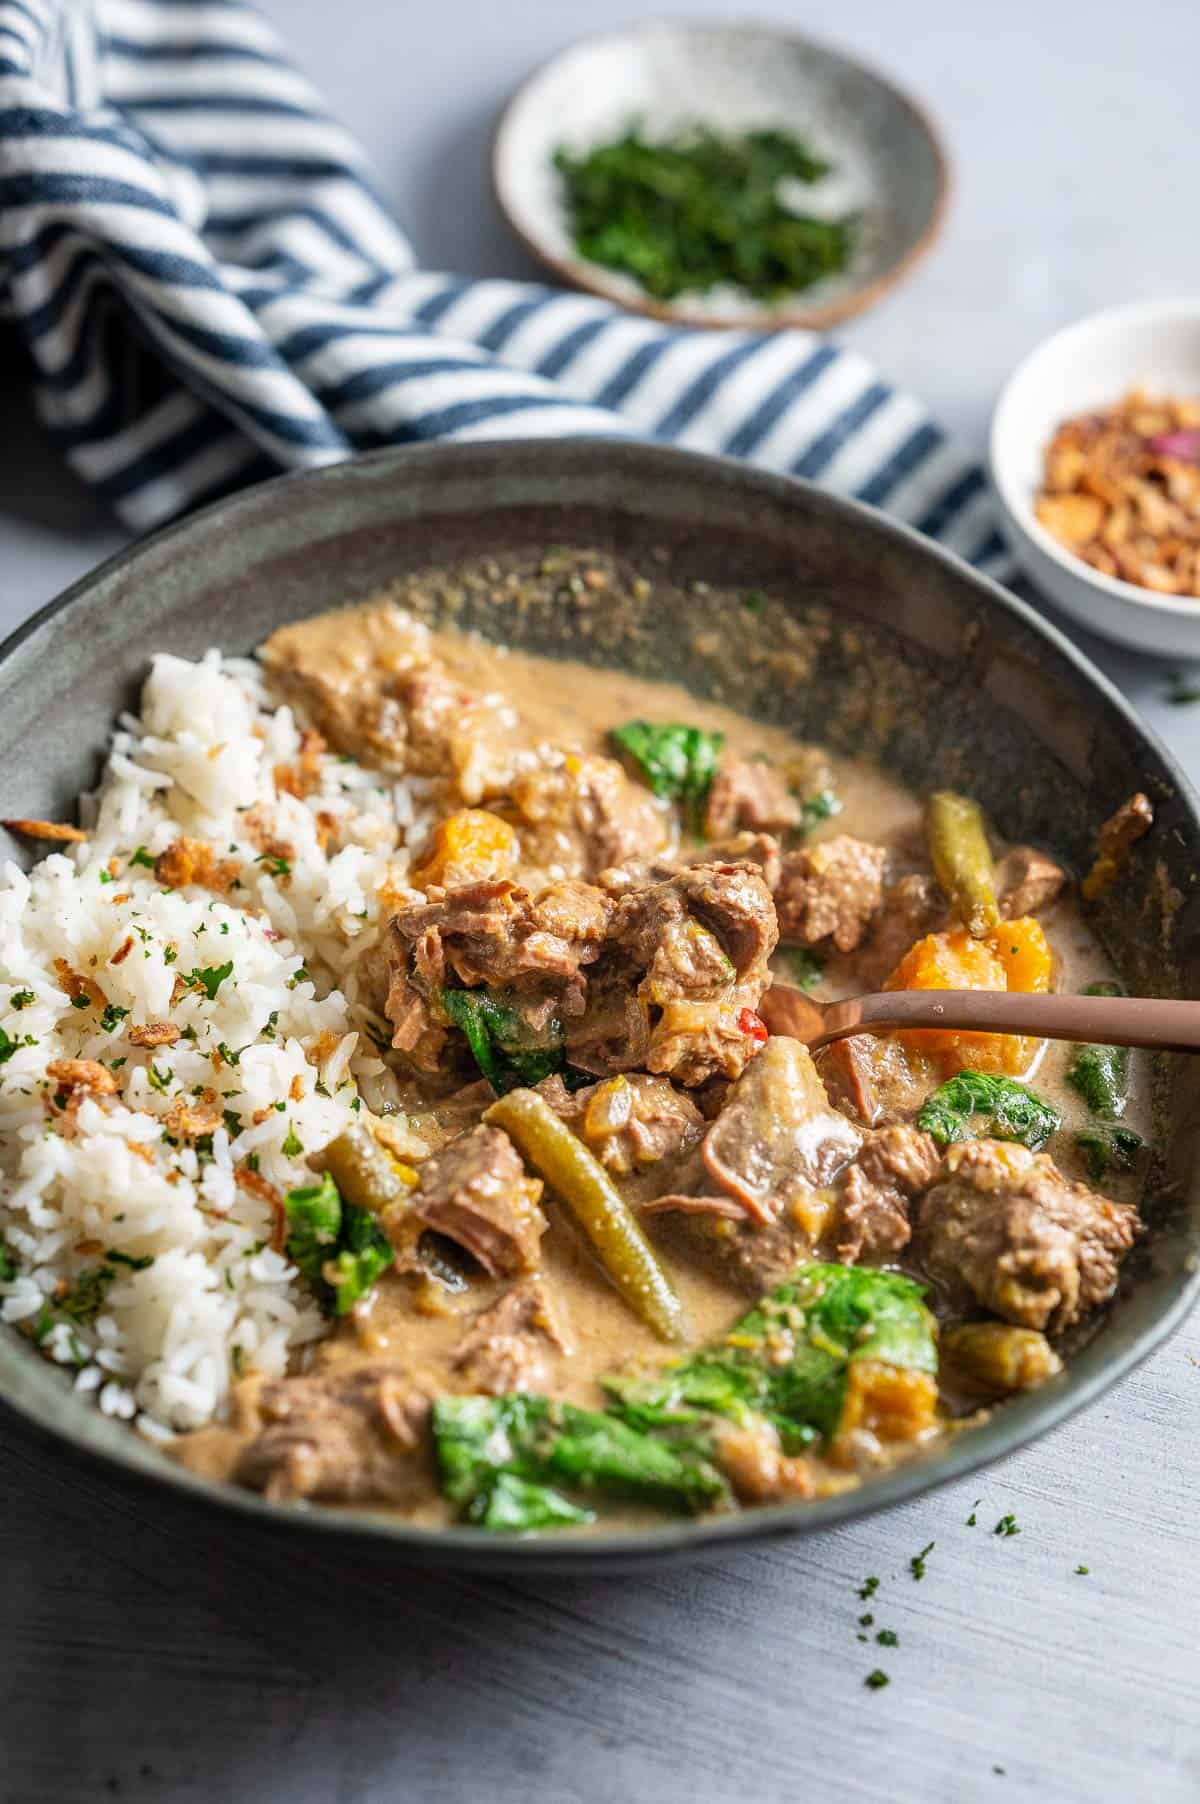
[409,808,518,891]
[885,915,1053,1076]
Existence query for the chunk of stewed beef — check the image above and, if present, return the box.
[995,844,1068,918]
[451,1278,571,1395]
[775,835,888,952]
[567,862,779,1086]
[540,1071,705,1175]
[506,753,670,880]
[385,878,612,1070]
[834,1123,943,1264]
[915,1139,1139,1333]
[703,760,801,840]
[413,1124,547,1277]
[232,1365,433,1505]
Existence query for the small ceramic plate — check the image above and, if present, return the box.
[493,21,949,331]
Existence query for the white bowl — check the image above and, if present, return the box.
[989,299,1200,658]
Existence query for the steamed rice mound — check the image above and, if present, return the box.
[0,648,426,1438]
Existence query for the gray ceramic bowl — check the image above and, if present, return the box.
[494,21,949,331]
[1,439,1198,1572]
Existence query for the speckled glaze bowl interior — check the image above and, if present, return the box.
[1,439,1198,1571]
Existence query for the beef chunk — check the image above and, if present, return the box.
[995,845,1068,918]
[385,878,612,1070]
[915,1139,1139,1332]
[699,1034,861,1222]
[704,760,801,839]
[775,835,888,952]
[834,1124,942,1264]
[643,1036,861,1293]
[507,753,669,880]
[1082,792,1154,901]
[232,1365,432,1505]
[859,871,944,982]
[816,1033,930,1128]
[544,1072,705,1175]
[598,831,782,895]
[451,1278,570,1394]
[260,602,518,797]
[568,862,779,1086]
[413,1124,547,1277]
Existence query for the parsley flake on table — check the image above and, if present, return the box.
[857,1575,880,1601]
[864,1669,890,1691]
[909,1541,935,1580]
[994,1513,1021,1538]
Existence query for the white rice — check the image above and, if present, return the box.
[0,646,429,1438]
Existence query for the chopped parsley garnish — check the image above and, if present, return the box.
[966,1499,980,1526]
[283,1169,394,1316]
[286,967,310,990]
[917,1070,1060,1152]
[864,1669,890,1691]
[98,868,115,885]
[281,1127,304,1158]
[857,1575,880,1601]
[216,1041,241,1067]
[187,960,234,1001]
[0,1240,18,1282]
[609,720,724,829]
[858,1612,874,1628]
[910,1541,935,1580]
[1164,670,1200,706]
[876,1629,899,1648]
[146,1064,172,1093]
[99,1003,129,1034]
[0,1026,37,1064]
[163,946,177,966]
[55,1251,154,1326]
[262,1010,279,1039]
[130,846,156,868]
[786,947,824,992]
[256,853,291,877]
[231,1344,245,1377]
[8,989,34,1010]
[222,1108,242,1138]
[553,123,855,305]
[1075,1564,1090,1575]
[70,995,90,1010]
[994,1513,1020,1538]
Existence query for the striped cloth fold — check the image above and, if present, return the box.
[0,0,1010,576]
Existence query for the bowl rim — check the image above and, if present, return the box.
[989,296,1200,620]
[491,16,952,333]
[1,433,1197,1569]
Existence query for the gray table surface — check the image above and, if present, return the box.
[3,1,1200,1799]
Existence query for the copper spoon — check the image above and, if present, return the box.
[761,984,1200,1055]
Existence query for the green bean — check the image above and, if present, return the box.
[925,790,1000,938]
[484,1088,685,1343]
[316,1123,415,1216]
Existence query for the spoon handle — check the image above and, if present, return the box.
[766,986,1200,1054]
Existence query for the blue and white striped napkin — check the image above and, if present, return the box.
[0,0,1010,577]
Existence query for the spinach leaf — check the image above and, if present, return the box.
[786,947,824,992]
[607,1264,936,1452]
[433,1393,729,1524]
[283,1169,394,1316]
[1066,1044,1128,1119]
[1075,1126,1144,1183]
[917,1070,1060,1151]
[469,1471,594,1533]
[609,720,724,827]
[441,987,566,1095]
[798,789,842,831]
